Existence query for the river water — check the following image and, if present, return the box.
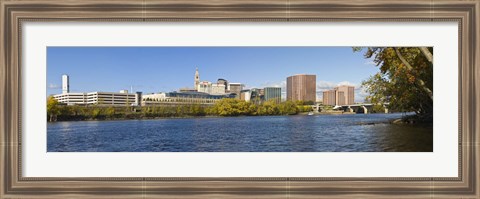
[47,113,433,152]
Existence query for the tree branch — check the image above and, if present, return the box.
[419,47,433,63]
[393,47,433,101]
[393,47,414,71]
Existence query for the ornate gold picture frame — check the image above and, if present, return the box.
[1,0,478,198]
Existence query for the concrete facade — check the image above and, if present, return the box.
[54,91,140,106]
[228,83,244,99]
[53,92,86,105]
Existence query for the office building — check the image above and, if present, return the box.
[322,85,355,106]
[264,87,281,103]
[249,88,265,104]
[286,74,316,102]
[228,83,244,99]
[141,91,235,106]
[217,78,229,92]
[335,85,355,105]
[322,90,337,106]
[197,81,226,95]
[142,92,168,101]
[336,91,345,105]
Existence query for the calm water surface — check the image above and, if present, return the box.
[47,113,433,152]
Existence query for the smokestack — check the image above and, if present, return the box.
[62,74,69,94]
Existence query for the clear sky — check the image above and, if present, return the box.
[47,47,377,102]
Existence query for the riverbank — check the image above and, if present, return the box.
[355,114,433,126]
[48,113,307,122]
[48,98,316,122]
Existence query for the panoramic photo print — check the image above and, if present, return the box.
[47,47,433,152]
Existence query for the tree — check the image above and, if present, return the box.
[106,107,116,118]
[47,96,60,122]
[355,47,433,119]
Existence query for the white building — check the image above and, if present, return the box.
[142,92,168,101]
[53,92,86,105]
[62,74,69,94]
[86,91,139,106]
[53,75,141,106]
[54,91,140,106]
[211,83,226,95]
[197,81,226,95]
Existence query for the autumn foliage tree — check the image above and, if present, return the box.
[47,96,60,122]
[355,47,433,120]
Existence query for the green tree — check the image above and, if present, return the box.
[106,106,116,118]
[47,96,60,122]
[355,47,433,119]
[90,106,102,119]
[279,100,298,115]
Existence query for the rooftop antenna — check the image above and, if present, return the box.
[131,85,133,93]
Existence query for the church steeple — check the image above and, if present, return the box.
[194,67,200,90]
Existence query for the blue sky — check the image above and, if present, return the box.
[47,47,378,102]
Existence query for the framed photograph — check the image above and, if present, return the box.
[1,0,478,198]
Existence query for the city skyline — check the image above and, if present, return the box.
[47,47,377,102]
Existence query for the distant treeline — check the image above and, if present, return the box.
[47,97,313,122]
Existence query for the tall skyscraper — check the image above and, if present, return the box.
[264,87,281,103]
[322,90,336,106]
[286,74,316,102]
[62,74,69,94]
[194,67,200,90]
[335,85,355,105]
[322,85,355,106]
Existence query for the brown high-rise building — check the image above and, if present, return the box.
[322,85,355,106]
[286,74,316,102]
[335,85,354,105]
[323,90,336,106]
[336,91,345,105]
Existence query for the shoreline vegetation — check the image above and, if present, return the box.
[47,97,424,125]
[355,47,433,124]
[47,98,316,122]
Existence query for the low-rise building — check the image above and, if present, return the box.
[54,90,141,106]
[53,92,87,105]
[141,91,235,106]
[228,83,244,99]
[240,89,251,102]
[264,87,281,103]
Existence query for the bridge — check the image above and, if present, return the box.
[311,103,390,114]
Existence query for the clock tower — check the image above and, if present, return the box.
[194,67,200,90]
